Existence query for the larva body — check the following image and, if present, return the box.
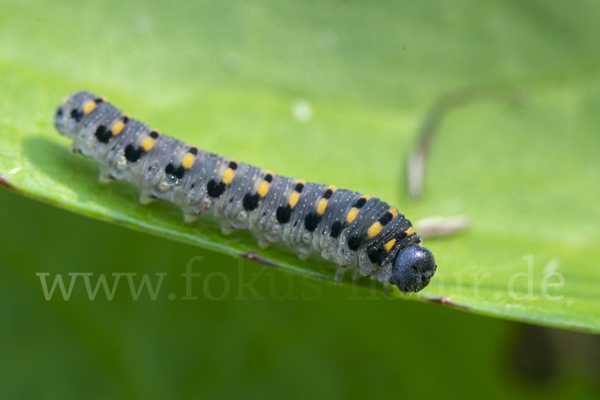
[54,91,437,293]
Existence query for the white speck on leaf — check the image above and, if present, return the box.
[292,100,313,123]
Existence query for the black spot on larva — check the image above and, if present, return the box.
[368,247,379,263]
[228,161,238,170]
[348,235,361,251]
[124,144,144,162]
[395,230,408,240]
[264,174,273,183]
[330,221,343,238]
[121,115,129,123]
[56,108,63,117]
[94,125,113,143]
[378,212,394,226]
[175,166,185,178]
[165,163,185,179]
[94,97,104,104]
[294,182,304,192]
[70,109,84,122]
[191,183,195,189]
[353,197,367,209]
[207,179,226,198]
[276,205,292,224]
[304,213,321,232]
[149,131,159,139]
[188,147,198,155]
[323,189,333,199]
[243,193,260,211]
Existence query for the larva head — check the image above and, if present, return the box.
[54,91,97,139]
[392,245,437,293]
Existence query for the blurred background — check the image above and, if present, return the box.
[2,190,600,398]
[1,0,600,398]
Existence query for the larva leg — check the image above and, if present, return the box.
[69,144,81,154]
[139,193,156,205]
[257,239,270,250]
[182,212,199,224]
[297,252,309,260]
[334,266,346,285]
[220,224,235,236]
[383,282,391,297]
[98,171,113,184]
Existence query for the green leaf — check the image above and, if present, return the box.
[1,0,599,334]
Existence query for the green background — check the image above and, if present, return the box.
[1,0,599,397]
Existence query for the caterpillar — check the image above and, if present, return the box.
[54,91,437,293]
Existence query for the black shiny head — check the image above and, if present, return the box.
[392,245,437,293]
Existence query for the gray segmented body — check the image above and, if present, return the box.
[54,91,432,291]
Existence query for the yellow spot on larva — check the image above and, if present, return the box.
[346,207,359,224]
[82,101,96,115]
[328,185,337,192]
[406,227,414,236]
[389,207,398,218]
[296,179,306,187]
[363,195,372,201]
[316,199,328,215]
[140,137,155,151]
[384,239,396,252]
[257,181,270,197]
[288,192,300,208]
[182,153,195,169]
[111,121,125,135]
[222,168,235,185]
[367,222,383,238]
[100,96,108,102]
